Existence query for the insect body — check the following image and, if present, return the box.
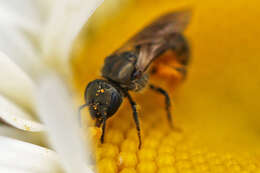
[79,10,191,149]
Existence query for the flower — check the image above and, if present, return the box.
[73,0,260,172]
[2,0,260,173]
[0,0,103,172]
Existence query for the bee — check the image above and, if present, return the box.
[79,10,191,149]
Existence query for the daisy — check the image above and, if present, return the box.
[0,0,103,172]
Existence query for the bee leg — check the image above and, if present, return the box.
[78,103,88,126]
[100,116,107,144]
[149,84,174,128]
[125,92,142,149]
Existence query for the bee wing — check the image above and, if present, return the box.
[116,9,191,74]
[132,9,191,45]
[116,9,191,52]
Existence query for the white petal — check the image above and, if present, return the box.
[0,166,34,173]
[0,0,43,33]
[0,1,48,76]
[0,136,63,173]
[0,125,45,146]
[36,74,94,173]
[42,0,103,64]
[0,52,36,110]
[0,94,44,132]
[0,27,46,77]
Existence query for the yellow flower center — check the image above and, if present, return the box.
[89,110,260,173]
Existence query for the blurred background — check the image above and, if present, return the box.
[72,0,260,155]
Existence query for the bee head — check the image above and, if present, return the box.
[84,79,123,127]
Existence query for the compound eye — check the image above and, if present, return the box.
[84,79,122,119]
[106,91,122,117]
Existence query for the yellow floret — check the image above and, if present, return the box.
[98,158,118,173]
[158,166,178,173]
[120,139,138,152]
[93,122,260,173]
[138,148,156,161]
[118,152,137,168]
[143,137,160,149]
[106,129,124,145]
[119,168,136,173]
[137,161,157,173]
[156,154,175,167]
[99,143,119,159]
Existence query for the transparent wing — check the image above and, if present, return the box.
[115,9,191,74]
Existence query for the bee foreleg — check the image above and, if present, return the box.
[125,92,142,149]
[100,116,107,144]
[78,103,88,126]
[149,84,173,128]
